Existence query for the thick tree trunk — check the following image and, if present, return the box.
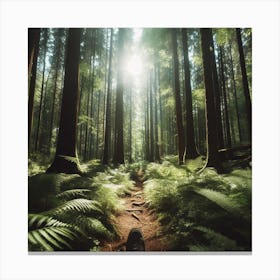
[181,28,199,159]
[28,28,41,79]
[47,28,82,174]
[236,28,252,142]
[171,29,185,164]
[200,28,222,172]
[113,28,125,164]
[28,29,40,146]
[103,28,113,164]
[209,34,224,149]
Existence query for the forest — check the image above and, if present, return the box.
[28,28,252,252]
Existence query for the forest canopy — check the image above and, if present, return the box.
[28,28,252,252]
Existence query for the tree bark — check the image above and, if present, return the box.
[28,28,41,79]
[48,29,64,154]
[229,43,242,142]
[35,29,48,151]
[219,46,231,148]
[47,28,82,174]
[103,28,114,164]
[171,29,185,164]
[28,29,40,146]
[236,28,252,142]
[181,28,199,159]
[113,28,125,164]
[149,70,154,162]
[200,28,222,172]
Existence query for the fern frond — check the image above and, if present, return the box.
[76,216,113,240]
[28,214,83,251]
[46,199,103,216]
[193,188,241,215]
[193,226,238,250]
[56,189,92,200]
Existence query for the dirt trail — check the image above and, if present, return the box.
[101,170,167,251]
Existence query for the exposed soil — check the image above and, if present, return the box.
[101,170,168,251]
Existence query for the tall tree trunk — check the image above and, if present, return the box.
[171,29,185,164]
[145,83,150,161]
[236,28,252,142]
[200,28,222,172]
[182,28,199,159]
[103,28,113,164]
[47,28,82,174]
[149,70,154,162]
[158,65,163,158]
[48,29,63,154]
[35,29,48,151]
[210,35,224,149]
[113,28,125,164]
[229,43,242,142]
[28,28,41,79]
[154,65,160,162]
[28,29,40,146]
[219,46,231,148]
[129,86,133,163]
[95,90,101,158]
[78,75,85,157]
[84,30,96,160]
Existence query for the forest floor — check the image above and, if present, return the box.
[101,169,168,251]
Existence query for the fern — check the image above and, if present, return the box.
[28,214,84,251]
[193,188,241,215]
[46,199,103,216]
[56,189,92,200]
[75,216,113,240]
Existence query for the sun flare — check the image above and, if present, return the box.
[123,53,145,81]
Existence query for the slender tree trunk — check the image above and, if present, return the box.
[48,29,63,154]
[145,78,150,161]
[28,29,40,146]
[229,43,242,142]
[210,36,224,149]
[47,28,82,174]
[236,28,252,142]
[78,75,85,157]
[95,90,101,158]
[171,29,185,164]
[129,86,133,163]
[200,28,222,172]
[154,65,160,162]
[158,65,163,158]
[103,28,113,164]
[34,30,48,151]
[113,28,125,164]
[149,70,154,162]
[219,46,231,148]
[182,28,199,159]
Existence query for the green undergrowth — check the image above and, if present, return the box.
[28,159,135,252]
[144,158,252,251]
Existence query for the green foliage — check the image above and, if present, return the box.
[144,158,252,251]
[28,214,86,251]
[28,161,136,251]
